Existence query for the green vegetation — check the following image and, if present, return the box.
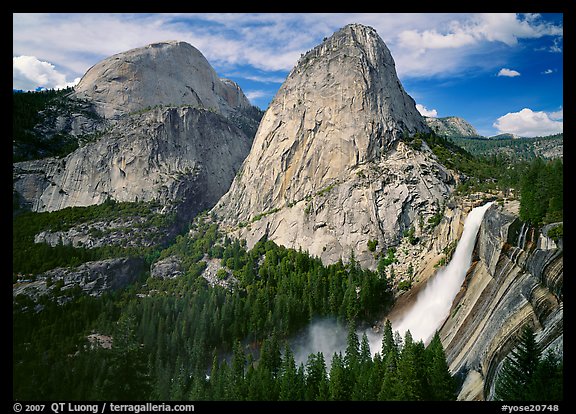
[13,214,403,400]
[494,325,562,401]
[406,131,563,228]
[12,113,562,401]
[378,247,398,268]
[367,239,378,252]
[518,158,563,225]
[12,88,103,161]
[12,199,174,279]
[547,224,563,243]
[450,133,562,161]
[251,207,281,223]
[403,225,419,245]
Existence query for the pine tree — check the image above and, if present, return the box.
[381,319,397,360]
[230,340,246,400]
[279,344,302,400]
[395,330,426,400]
[526,351,563,401]
[344,319,360,370]
[425,331,457,400]
[351,332,375,400]
[100,315,152,400]
[328,352,349,400]
[495,325,542,401]
[305,352,329,401]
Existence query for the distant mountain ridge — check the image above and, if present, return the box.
[450,133,563,160]
[425,116,481,138]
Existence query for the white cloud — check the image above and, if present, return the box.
[416,104,438,117]
[396,13,562,50]
[244,90,270,102]
[13,55,80,91]
[493,108,563,137]
[542,68,554,74]
[12,13,563,88]
[548,108,563,120]
[497,68,521,77]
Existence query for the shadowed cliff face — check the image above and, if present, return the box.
[14,107,253,216]
[13,41,260,219]
[214,24,452,268]
[438,204,563,400]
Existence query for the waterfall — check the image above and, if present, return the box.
[517,222,529,250]
[389,201,494,344]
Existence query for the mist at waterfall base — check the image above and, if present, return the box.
[290,317,348,370]
[286,202,494,365]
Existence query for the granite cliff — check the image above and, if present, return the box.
[13,41,260,224]
[437,202,563,400]
[425,116,481,138]
[214,24,454,268]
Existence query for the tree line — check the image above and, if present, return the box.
[14,214,449,401]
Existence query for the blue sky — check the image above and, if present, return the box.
[13,13,563,137]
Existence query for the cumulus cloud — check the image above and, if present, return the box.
[13,13,563,88]
[13,55,80,91]
[416,103,438,117]
[542,68,554,74]
[548,107,563,120]
[493,108,563,137]
[497,68,521,77]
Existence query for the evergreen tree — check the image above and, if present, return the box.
[426,332,457,400]
[395,330,426,400]
[495,325,542,401]
[526,351,563,401]
[378,351,401,400]
[100,315,153,400]
[344,319,360,370]
[328,352,349,400]
[304,352,329,401]
[279,344,302,400]
[350,333,375,400]
[381,319,397,360]
[229,340,246,400]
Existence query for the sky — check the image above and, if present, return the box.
[13,13,564,137]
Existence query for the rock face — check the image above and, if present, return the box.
[439,203,563,400]
[215,24,453,268]
[13,41,260,219]
[13,257,145,306]
[74,40,252,119]
[14,106,253,215]
[425,116,481,138]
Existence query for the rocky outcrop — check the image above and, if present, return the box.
[74,40,252,119]
[214,24,453,268]
[34,216,163,249]
[13,40,260,226]
[13,257,145,307]
[425,116,481,138]
[150,256,184,279]
[14,106,254,217]
[438,203,563,400]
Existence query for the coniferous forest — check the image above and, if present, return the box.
[13,214,457,401]
[12,90,562,402]
[13,141,563,402]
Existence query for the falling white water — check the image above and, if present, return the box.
[388,201,494,345]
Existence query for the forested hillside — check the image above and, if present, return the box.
[13,131,563,400]
[449,134,562,161]
[12,88,102,161]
